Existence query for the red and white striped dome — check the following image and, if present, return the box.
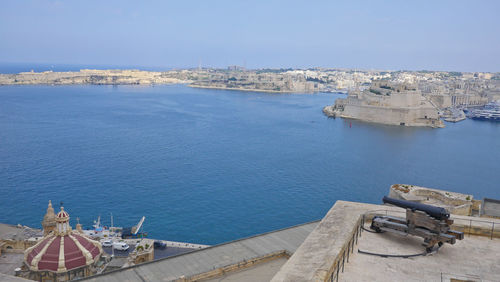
[24,206,103,273]
[24,233,102,272]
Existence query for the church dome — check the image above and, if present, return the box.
[25,206,102,273]
[24,232,102,273]
[23,204,104,280]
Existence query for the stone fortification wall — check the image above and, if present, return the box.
[428,94,453,109]
[340,103,442,127]
[359,89,421,108]
[325,81,444,127]
[387,91,421,107]
[388,184,475,216]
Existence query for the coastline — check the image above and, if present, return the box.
[0,69,186,86]
[188,84,315,94]
[0,69,319,93]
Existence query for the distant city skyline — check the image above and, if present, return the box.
[1,0,499,72]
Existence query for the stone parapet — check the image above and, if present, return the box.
[389,184,474,216]
[271,200,500,282]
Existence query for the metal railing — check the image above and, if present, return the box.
[328,210,498,282]
[329,217,363,282]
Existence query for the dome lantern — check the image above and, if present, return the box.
[55,207,71,236]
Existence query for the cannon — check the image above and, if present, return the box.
[370,196,464,252]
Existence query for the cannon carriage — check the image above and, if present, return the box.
[371,196,464,252]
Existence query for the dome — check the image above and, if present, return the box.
[43,200,55,221]
[42,201,57,236]
[23,205,104,281]
[56,207,69,222]
[24,232,102,273]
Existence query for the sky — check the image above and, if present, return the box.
[0,0,499,72]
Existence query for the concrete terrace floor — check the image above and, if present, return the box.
[340,222,500,282]
[272,201,500,282]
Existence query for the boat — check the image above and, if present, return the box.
[467,101,500,121]
[82,214,147,240]
[82,216,121,239]
[121,216,148,239]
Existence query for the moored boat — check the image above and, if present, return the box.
[467,101,500,121]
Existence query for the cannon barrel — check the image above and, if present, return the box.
[382,196,450,220]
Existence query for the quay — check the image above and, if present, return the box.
[125,239,208,250]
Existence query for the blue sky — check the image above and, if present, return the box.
[0,0,499,72]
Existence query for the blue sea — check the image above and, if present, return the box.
[0,84,498,245]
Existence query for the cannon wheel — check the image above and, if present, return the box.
[369,217,383,233]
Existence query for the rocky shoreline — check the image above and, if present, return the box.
[0,69,186,86]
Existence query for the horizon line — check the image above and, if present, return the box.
[0,62,499,74]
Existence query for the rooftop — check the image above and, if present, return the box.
[342,223,500,281]
[82,220,319,281]
[203,256,287,282]
[0,224,41,242]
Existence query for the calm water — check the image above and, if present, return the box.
[0,85,498,244]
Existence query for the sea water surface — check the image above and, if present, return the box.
[0,85,498,244]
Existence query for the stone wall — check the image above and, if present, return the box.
[389,184,474,216]
[340,103,442,127]
[0,239,37,253]
[180,251,289,282]
[428,94,453,108]
[126,239,154,266]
